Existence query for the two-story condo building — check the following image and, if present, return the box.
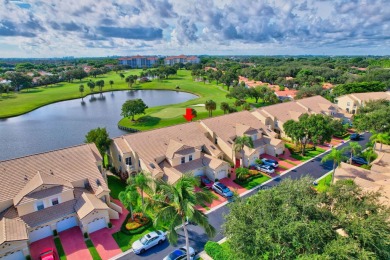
[0,144,122,259]
[335,92,390,114]
[110,122,229,184]
[200,111,284,168]
[118,55,158,68]
[252,95,341,138]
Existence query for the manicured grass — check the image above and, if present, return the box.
[290,147,326,161]
[113,226,157,252]
[107,175,126,199]
[0,69,144,118]
[85,239,102,260]
[315,173,332,192]
[237,174,271,190]
[54,237,66,260]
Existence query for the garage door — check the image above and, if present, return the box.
[0,251,24,260]
[87,218,106,234]
[57,216,77,233]
[29,225,52,243]
[216,170,227,180]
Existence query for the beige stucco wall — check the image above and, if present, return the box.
[0,240,29,258]
[336,95,358,113]
[170,150,201,167]
[109,142,134,173]
[0,200,13,213]
[80,209,109,233]
[17,189,75,216]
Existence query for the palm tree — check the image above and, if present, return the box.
[119,73,125,81]
[133,171,152,214]
[147,175,216,260]
[79,84,84,100]
[205,100,217,117]
[126,75,137,88]
[109,80,114,89]
[362,148,377,164]
[321,148,347,184]
[370,132,390,151]
[118,184,139,221]
[347,142,362,164]
[87,81,95,94]
[220,102,230,114]
[234,135,254,168]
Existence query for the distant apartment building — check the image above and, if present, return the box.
[336,92,390,114]
[118,55,158,68]
[164,55,200,66]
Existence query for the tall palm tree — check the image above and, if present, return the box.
[87,81,95,94]
[234,135,254,168]
[79,84,84,100]
[220,102,230,114]
[133,171,152,214]
[347,142,362,164]
[118,184,139,221]
[109,80,114,89]
[370,132,390,151]
[321,148,347,184]
[119,73,125,81]
[205,100,217,117]
[147,175,215,260]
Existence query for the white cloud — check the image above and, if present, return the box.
[0,0,388,57]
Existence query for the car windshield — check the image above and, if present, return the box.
[140,236,148,245]
[166,249,186,260]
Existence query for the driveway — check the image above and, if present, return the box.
[114,133,371,260]
[59,227,92,260]
[29,236,57,260]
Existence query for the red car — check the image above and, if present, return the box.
[40,248,56,260]
[200,175,214,189]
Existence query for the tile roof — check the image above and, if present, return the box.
[75,192,109,220]
[18,186,73,206]
[0,218,28,244]
[349,92,390,102]
[165,140,194,159]
[0,144,106,204]
[259,101,307,123]
[295,95,337,114]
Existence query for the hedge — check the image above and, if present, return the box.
[204,241,231,260]
[120,213,153,235]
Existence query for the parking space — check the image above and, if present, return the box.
[59,227,92,260]
[90,228,122,260]
[29,236,57,260]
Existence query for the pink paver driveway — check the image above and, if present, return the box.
[89,199,129,260]
[30,236,57,260]
[59,227,92,260]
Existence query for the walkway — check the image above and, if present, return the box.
[59,227,92,260]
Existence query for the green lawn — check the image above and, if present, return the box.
[107,175,126,199]
[0,69,144,118]
[113,226,157,252]
[85,239,102,260]
[290,147,326,161]
[237,174,271,190]
[315,173,332,192]
[54,237,66,260]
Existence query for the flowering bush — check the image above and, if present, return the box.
[125,213,150,230]
[126,222,142,230]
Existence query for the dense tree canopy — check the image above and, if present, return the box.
[353,99,390,133]
[84,127,111,164]
[224,177,390,260]
[121,98,148,121]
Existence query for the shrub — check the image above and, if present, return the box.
[108,222,112,228]
[255,158,262,165]
[53,229,58,236]
[109,166,117,174]
[84,232,89,238]
[25,255,31,260]
[120,213,153,235]
[215,178,219,182]
[205,241,231,260]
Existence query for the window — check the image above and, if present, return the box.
[214,138,218,145]
[118,155,122,162]
[274,120,279,127]
[51,198,59,206]
[347,102,350,106]
[36,201,44,211]
[189,155,193,161]
[181,157,185,164]
[138,160,141,167]
[125,157,132,165]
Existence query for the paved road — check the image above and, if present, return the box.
[116,133,370,260]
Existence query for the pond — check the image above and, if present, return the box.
[0,90,197,161]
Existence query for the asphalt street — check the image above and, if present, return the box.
[116,133,371,260]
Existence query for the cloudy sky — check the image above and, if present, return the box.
[0,0,389,58]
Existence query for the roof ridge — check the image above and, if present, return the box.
[0,143,92,163]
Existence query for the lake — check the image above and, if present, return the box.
[0,90,197,161]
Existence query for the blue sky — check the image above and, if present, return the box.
[0,0,389,58]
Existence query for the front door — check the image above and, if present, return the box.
[235,158,240,168]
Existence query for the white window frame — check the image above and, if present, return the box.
[36,201,45,211]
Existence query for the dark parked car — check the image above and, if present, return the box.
[350,133,360,141]
[199,175,213,189]
[212,182,233,198]
[261,158,279,168]
[351,156,368,165]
